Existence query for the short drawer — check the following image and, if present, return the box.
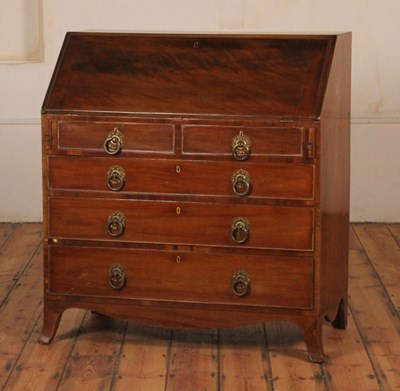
[182,125,304,157]
[48,245,314,310]
[48,156,315,200]
[48,198,314,251]
[57,121,174,154]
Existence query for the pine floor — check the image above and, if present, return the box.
[0,223,399,391]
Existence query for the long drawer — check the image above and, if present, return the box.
[48,245,314,309]
[48,198,314,250]
[48,156,314,200]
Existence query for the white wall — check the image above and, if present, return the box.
[0,0,43,62]
[1,0,399,222]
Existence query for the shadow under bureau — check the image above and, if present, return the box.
[39,32,351,362]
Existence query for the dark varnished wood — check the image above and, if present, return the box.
[57,121,175,153]
[48,156,315,200]
[181,125,304,156]
[40,32,351,362]
[37,304,63,345]
[43,33,334,118]
[48,197,314,250]
[48,245,314,309]
[318,33,351,328]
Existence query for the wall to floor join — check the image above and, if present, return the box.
[0,0,399,222]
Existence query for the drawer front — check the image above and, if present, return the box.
[57,121,174,153]
[48,156,314,200]
[48,198,314,250]
[48,245,314,310]
[182,125,304,157]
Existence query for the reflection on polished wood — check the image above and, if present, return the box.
[40,33,353,363]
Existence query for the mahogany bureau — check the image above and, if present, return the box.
[39,32,351,362]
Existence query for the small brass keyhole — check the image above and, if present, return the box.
[176,206,181,215]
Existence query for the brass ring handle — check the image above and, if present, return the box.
[231,271,250,297]
[106,211,125,237]
[108,264,126,290]
[107,165,125,191]
[232,131,251,161]
[232,169,251,196]
[231,217,250,244]
[104,128,124,155]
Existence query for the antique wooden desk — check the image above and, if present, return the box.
[39,32,351,362]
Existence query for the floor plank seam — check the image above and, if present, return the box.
[1,303,44,391]
[386,223,400,317]
[347,301,385,391]
[109,320,129,391]
[216,328,222,391]
[353,224,400,317]
[387,224,400,248]
[0,223,16,251]
[0,240,43,310]
[163,329,174,391]
[54,310,90,391]
[262,322,275,391]
[319,360,330,391]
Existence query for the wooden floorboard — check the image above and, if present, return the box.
[219,324,272,391]
[112,323,172,390]
[265,321,326,391]
[0,223,399,391]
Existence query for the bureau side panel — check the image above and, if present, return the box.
[319,33,351,321]
[41,115,53,296]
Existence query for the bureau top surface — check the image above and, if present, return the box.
[43,32,344,119]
